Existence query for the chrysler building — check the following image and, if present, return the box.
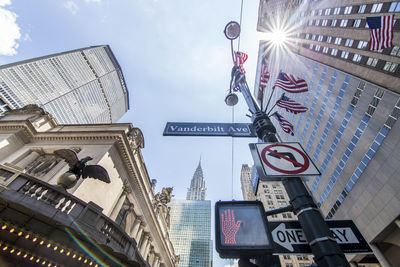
[186,159,206,200]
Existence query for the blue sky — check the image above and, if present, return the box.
[0,0,261,265]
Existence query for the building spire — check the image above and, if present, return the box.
[186,158,206,200]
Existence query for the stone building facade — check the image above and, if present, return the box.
[0,105,178,267]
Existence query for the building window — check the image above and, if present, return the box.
[341,51,349,59]
[309,20,313,26]
[358,4,366,13]
[331,48,338,56]
[278,201,287,206]
[326,36,332,43]
[311,10,315,16]
[371,3,383,13]
[331,19,337,27]
[311,34,316,40]
[309,43,314,49]
[322,19,328,26]
[340,19,348,27]
[357,40,368,49]
[263,184,268,188]
[305,33,310,39]
[345,39,354,47]
[325,8,331,15]
[366,57,378,67]
[283,255,291,260]
[383,61,398,72]
[265,195,272,199]
[344,6,352,14]
[391,46,400,56]
[272,185,280,189]
[333,7,341,15]
[276,195,285,199]
[322,47,329,53]
[274,189,283,194]
[353,54,362,62]
[354,19,361,27]
[264,189,270,193]
[315,19,320,26]
[318,9,323,16]
[317,35,323,42]
[267,200,273,205]
[389,2,400,12]
[334,37,342,45]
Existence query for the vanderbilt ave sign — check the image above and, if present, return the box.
[163,122,256,137]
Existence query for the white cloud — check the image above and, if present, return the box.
[0,0,11,7]
[0,3,21,56]
[65,1,79,15]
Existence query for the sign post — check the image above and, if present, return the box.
[249,142,320,180]
[268,220,372,254]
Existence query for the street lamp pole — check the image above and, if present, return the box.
[229,67,350,267]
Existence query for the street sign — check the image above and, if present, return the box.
[163,122,256,137]
[249,142,320,180]
[215,201,274,258]
[268,220,372,254]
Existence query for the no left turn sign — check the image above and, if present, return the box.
[251,142,320,178]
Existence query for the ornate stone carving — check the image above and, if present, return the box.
[126,127,144,153]
[153,187,173,228]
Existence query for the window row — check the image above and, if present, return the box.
[305,2,399,17]
[304,43,399,74]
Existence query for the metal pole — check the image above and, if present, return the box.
[233,68,350,267]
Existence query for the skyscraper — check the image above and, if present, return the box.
[255,1,400,265]
[168,161,212,267]
[0,45,129,124]
[240,166,314,266]
[240,164,255,200]
[168,200,212,267]
[186,159,206,200]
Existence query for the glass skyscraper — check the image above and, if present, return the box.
[0,45,129,124]
[168,160,212,267]
[168,200,212,267]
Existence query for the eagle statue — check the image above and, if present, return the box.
[55,149,110,189]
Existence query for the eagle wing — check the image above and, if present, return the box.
[54,149,79,167]
[82,165,111,183]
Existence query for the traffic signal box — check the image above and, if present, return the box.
[215,201,274,258]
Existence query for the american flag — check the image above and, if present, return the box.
[271,112,294,136]
[235,52,248,74]
[276,93,308,114]
[366,15,394,51]
[259,62,270,88]
[273,72,308,93]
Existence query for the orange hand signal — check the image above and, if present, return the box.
[221,209,242,244]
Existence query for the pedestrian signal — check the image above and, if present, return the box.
[215,201,273,258]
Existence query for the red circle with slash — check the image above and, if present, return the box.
[261,144,309,175]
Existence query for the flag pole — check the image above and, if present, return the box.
[230,40,235,64]
[263,88,274,113]
[267,102,277,116]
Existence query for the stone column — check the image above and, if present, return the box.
[135,223,145,244]
[110,191,126,220]
[144,238,152,259]
[17,151,40,169]
[153,256,160,267]
[124,204,135,233]
[130,217,142,238]
[151,254,158,267]
[140,234,150,255]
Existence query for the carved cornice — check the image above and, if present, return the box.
[0,115,177,267]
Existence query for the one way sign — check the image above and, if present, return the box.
[268,220,372,254]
